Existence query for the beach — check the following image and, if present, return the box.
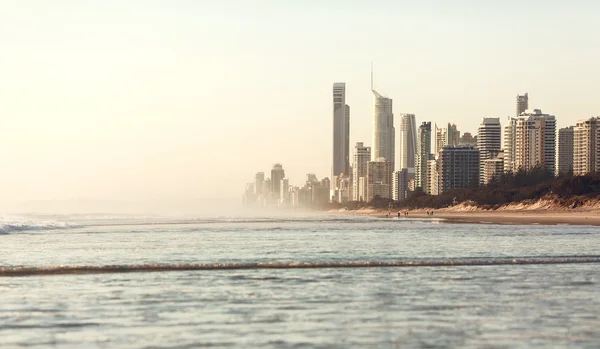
[339,208,600,226]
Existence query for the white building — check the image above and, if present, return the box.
[352,142,371,201]
[399,113,417,170]
[477,117,502,183]
[279,178,289,206]
[372,90,395,171]
[503,117,518,173]
[332,83,350,177]
[427,159,439,195]
[573,117,600,176]
[514,110,556,175]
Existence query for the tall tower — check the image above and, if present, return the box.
[333,83,350,177]
[352,142,371,201]
[399,113,417,170]
[416,121,432,191]
[270,163,285,201]
[372,90,394,170]
[516,93,529,117]
[573,117,600,176]
[557,126,574,176]
[477,118,502,183]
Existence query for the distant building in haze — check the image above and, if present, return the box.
[516,93,529,117]
[435,123,460,155]
[458,132,477,147]
[557,126,575,176]
[270,164,285,201]
[573,117,600,175]
[332,83,350,177]
[439,146,480,193]
[367,158,392,202]
[477,117,502,183]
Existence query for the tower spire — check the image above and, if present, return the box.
[370,61,374,91]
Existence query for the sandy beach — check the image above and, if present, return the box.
[338,208,600,226]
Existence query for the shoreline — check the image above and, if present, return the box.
[336,208,600,226]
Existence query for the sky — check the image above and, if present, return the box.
[0,0,599,211]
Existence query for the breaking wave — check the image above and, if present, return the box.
[0,220,76,234]
[2,256,599,277]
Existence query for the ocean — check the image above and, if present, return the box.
[1,214,599,348]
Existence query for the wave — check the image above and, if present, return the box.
[0,220,76,234]
[2,256,599,277]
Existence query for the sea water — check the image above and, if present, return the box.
[0,214,599,348]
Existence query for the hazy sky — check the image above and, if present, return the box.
[1,1,599,206]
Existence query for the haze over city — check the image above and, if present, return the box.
[1,1,599,212]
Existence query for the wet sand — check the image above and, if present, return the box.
[354,209,600,226]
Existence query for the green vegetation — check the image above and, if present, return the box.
[332,168,600,210]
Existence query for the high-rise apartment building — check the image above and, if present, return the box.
[516,93,529,117]
[438,146,480,193]
[366,158,392,202]
[483,155,504,184]
[270,163,285,201]
[557,126,575,176]
[514,109,556,175]
[332,83,350,177]
[477,118,502,183]
[503,117,517,173]
[427,159,439,195]
[399,113,417,170]
[573,117,600,175]
[280,178,289,206]
[416,122,432,192]
[372,90,395,170]
[392,168,414,201]
[352,142,371,201]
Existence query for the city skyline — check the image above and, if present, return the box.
[1,2,600,205]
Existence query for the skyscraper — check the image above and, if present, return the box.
[516,93,529,117]
[254,172,264,197]
[435,123,460,155]
[332,83,350,177]
[514,109,556,175]
[352,142,371,201]
[416,122,432,191]
[477,118,502,183]
[557,126,574,176]
[439,146,480,193]
[270,163,285,201]
[573,117,600,176]
[399,113,417,170]
[503,117,518,173]
[372,90,394,170]
[366,158,392,202]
